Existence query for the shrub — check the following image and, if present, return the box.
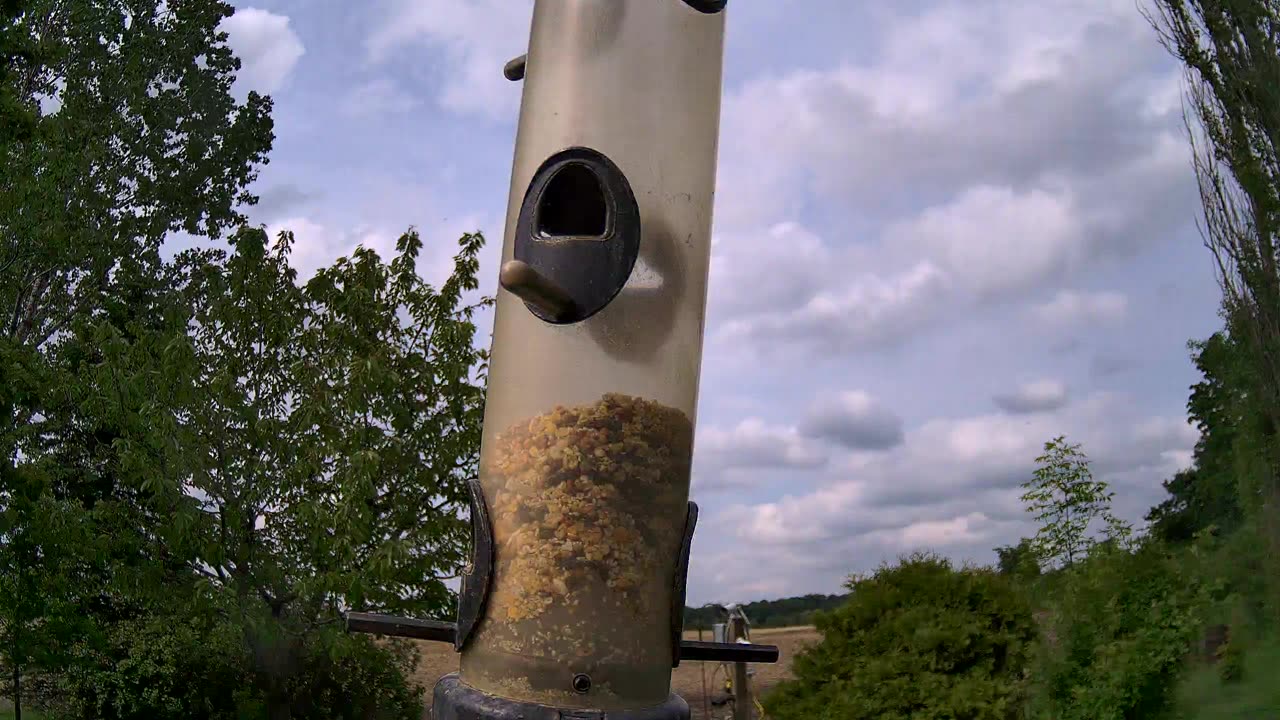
[55,609,251,720]
[763,552,1038,720]
[1026,541,1209,720]
[1216,640,1246,684]
[287,631,426,720]
[50,605,425,720]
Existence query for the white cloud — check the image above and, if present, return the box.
[1032,290,1129,327]
[341,78,420,117]
[895,512,994,549]
[707,222,838,320]
[711,260,952,356]
[693,418,827,492]
[800,391,904,450]
[1133,415,1200,449]
[365,0,531,120]
[221,8,305,96]
[716,0,1172,228]
[993,379,1070,414]
[885,185,1087,298]
[721,390,1196,544]
[698,0,1194,364]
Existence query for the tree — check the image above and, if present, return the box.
[1147,333,1246,544]
[20,225,490,719]
[1021,436,1130,570]
[151,226,491,717]
[1,0,274,353]
[1027,541,1210,720]
[994,538,1041,581]
[1,0,45,144]
[1,0,273,713]
[1144,0,1280,579]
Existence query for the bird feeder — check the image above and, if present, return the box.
[346,2,778,718]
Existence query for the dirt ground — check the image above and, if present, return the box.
[408,625,820,719]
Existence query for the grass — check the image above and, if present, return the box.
[0,697,43,720]
[1176,636,1280,719]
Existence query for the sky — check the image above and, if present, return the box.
[211,0,1224,607]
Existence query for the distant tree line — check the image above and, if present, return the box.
[683,593,851,630]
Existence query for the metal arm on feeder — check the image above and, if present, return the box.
[344,612,780,665]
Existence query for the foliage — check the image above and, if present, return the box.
[1,0,46,144]
[1216,639,1245,684]
[1175,634,1280,718]
[5,2,492,716]
[1026,540,1212,720]
[20,225,490,719]
[1,0,274,352]
[994,538,1041,582]
[3,4,491,717]
[47,595,426,720]
[763,553,1037,720]
[1020,436,1131,570]
[55,602,250,720]
[1145,0,1280,614]
[1,0,273,713]
[176,225,489,617]
[1147,333,1246,544]
[128,225,490,716]
[0,492,100,719]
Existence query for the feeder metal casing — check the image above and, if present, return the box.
[458,0,727,713]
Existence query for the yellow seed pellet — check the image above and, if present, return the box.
[476,393,693,667]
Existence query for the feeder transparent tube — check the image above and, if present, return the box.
[459,0,727,712]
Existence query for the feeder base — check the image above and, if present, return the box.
[433,674,691,720]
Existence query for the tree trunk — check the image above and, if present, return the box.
[12,659,20,720]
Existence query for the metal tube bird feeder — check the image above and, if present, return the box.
[347,2,778,718]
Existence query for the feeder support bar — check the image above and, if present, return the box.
[344,612,780,665]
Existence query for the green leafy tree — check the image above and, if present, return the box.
[1,0,46,144]
[1144,0,1280,592]
[1,0,273,353]
[994,538,1041,581]
[1027,541,1212,720]
[1,1,274,713]
[1147,333,1246,544]
[26,225,490,719]
[764,553,1038,720]
[144,226,490,717]
[1021,436,1130,570]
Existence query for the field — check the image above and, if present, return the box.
[408,625,821,719]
